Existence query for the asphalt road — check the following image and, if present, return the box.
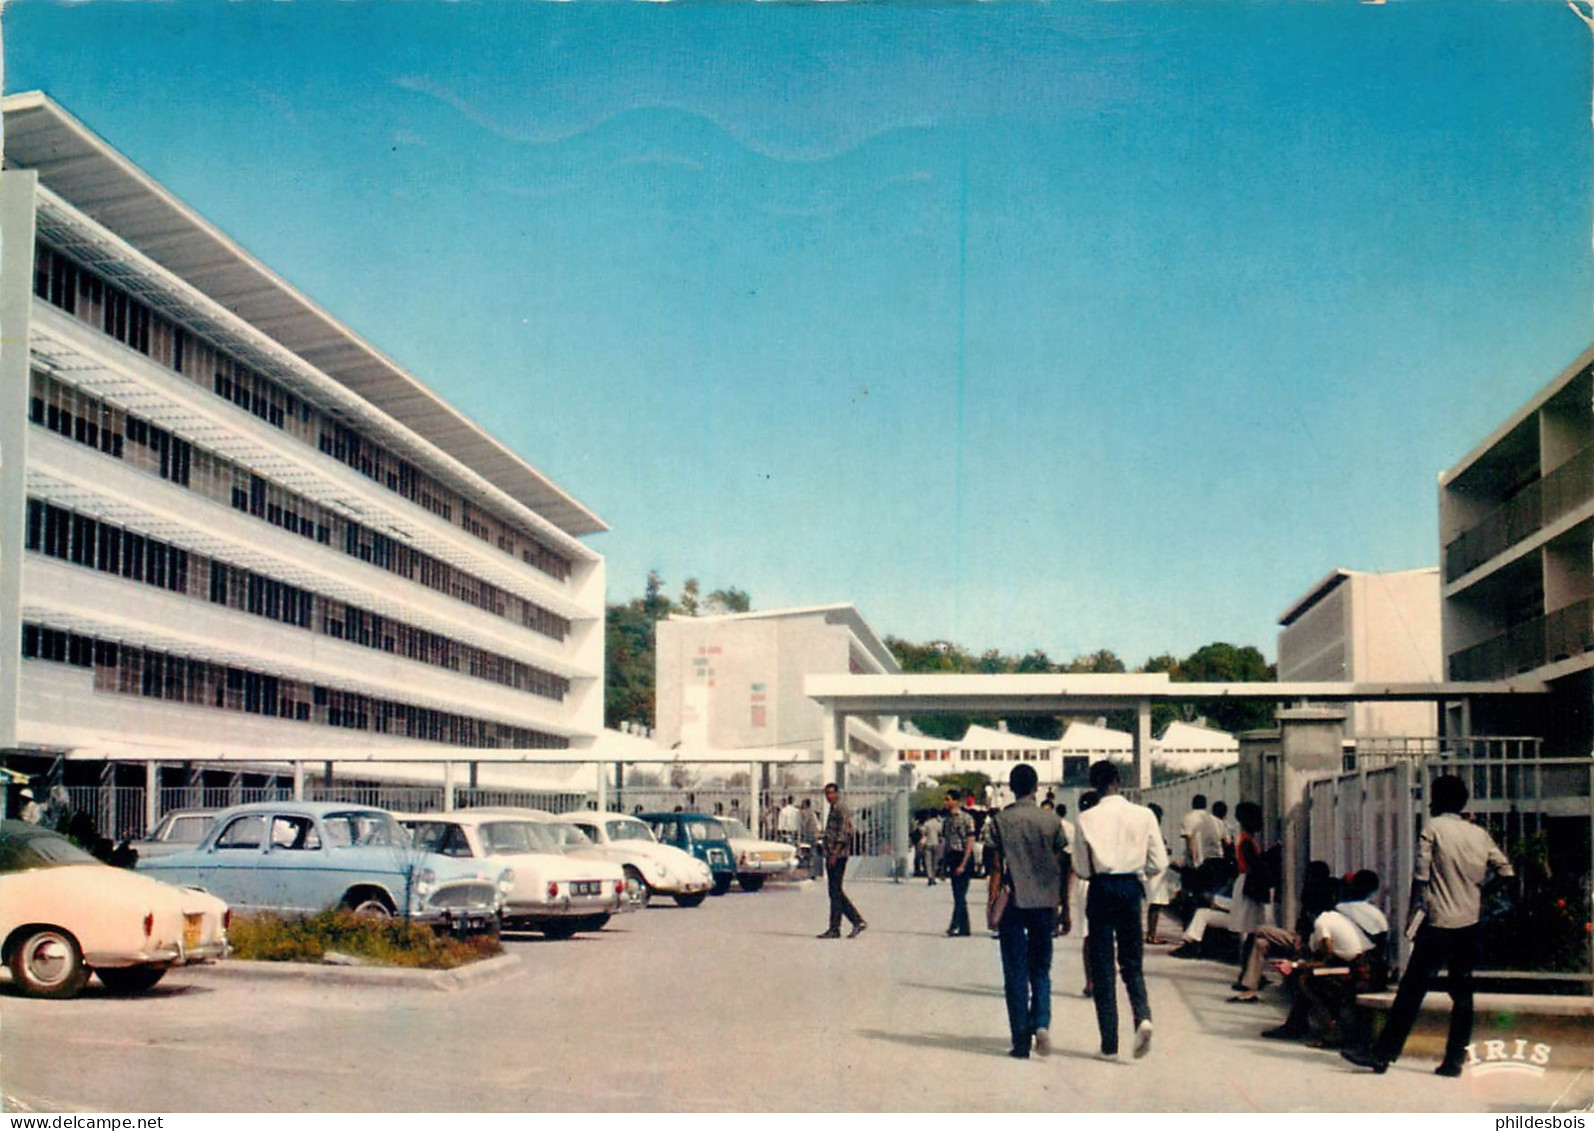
[1,879,1588,1113]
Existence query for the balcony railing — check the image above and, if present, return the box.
[1449,597,1594,680]
[1445,442,1594,582]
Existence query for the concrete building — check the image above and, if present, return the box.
[1277,567,1442,741]
[0,93,608,794]
[654,604,899,768]
[1439,344,1594,754]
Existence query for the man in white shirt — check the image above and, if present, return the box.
[776,797,801,845]
[1261,870,1390,1042]
[1179,794,1223,869]
[1076,760,1168,1061]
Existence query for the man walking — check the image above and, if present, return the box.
[816,782,866,939]
[989,764,1071,1059]
[1076,759,1167,1060]
[943,788,977,936]
[921,807,942,886]
[1343,774,1513,1077]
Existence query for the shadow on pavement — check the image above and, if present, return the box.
[854,1029,1017,1059]
[900,980,1005,999]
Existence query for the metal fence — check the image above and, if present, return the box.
[1134,765,1240,852]
[1305,751,1592,982]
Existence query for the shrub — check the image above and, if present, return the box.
[228,910,502,969]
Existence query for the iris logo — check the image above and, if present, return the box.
[1467,1038,1553,1078]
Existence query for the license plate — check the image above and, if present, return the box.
[183,914,202,950]
[571,881,600,896]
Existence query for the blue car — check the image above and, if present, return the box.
[639,813,736,896]
[137,801,507,930]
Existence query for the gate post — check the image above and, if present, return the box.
[145,760,158,835]
[893,765,913,881]
[1276,708,1347,935]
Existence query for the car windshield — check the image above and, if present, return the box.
[687,819,728,841]
[0,823,101,872]
[479,821,560,855]
[606,819,656,843]
[408,821,473,858]
[554,825,593,848]
[720,818,750,838]
[321,811,398,848]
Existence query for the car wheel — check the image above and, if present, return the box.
[343,892,395,918]
[737,874,766,893]
[673,892,707,908]
[9,928,90,999]
[710,874,734,896]
[96,965,168,994]
[623,866,651,909]
[542,922,578,940]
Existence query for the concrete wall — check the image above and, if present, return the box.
[656,614,852,752]
[1350,570,1440,738]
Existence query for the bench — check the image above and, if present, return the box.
[1357,991,1594,1018]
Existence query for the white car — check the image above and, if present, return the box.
[398,811,631,938]
[128,808,217,862]
[554,811,714,908]
[1,820,228,998]
[718,816,798,892]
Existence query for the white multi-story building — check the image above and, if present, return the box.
[0,93,608,779]
[1439,345,1594,753]
[1276,567,1442,741]
[654,604,899,765]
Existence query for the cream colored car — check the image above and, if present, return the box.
[1,820,228,998]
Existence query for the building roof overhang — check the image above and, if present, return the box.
[804,672,1549,717]
[2,90,607,538]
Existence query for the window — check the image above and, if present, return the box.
[215,815,266,850]
[269,815,320,851]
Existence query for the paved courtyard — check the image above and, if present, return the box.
[1,878,1588,1112]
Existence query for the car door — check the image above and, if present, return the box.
[255,812,328,913]
[194,812,272,910]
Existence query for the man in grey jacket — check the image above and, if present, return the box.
[989,763,1071,1059]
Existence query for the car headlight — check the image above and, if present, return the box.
[497,869,515,899]
[415,868,436,898]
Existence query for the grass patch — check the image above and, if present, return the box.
[228,910,502,970]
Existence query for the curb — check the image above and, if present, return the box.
[187,951,523,992]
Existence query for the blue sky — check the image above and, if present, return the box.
[7,1,1592,666]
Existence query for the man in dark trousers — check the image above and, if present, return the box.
[1343,774,1513,1077]
[989,763,1071,1059]
[1076,759,1168,1061]
[943,788,977,937]
[816,782,866,939]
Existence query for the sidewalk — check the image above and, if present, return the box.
[819,880,1592,1112]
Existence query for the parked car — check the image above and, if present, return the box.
[638,812,737,896]
[129,808,217,862]
[0,819,228,998]
[717,816,798,892]
[554,810,714,908]
[137,801,506,932]
[397,810,630,938]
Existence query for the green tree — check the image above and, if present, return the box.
[705,587,751,615]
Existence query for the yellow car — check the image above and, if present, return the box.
[1,820,228,999]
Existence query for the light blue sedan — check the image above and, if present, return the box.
[137,801,508,930]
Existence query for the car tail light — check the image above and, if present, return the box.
[223,909,232,931]
[547,881,559,898]
[143,912,154,937]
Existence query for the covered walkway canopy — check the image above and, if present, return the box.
[805,672,1549,786]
